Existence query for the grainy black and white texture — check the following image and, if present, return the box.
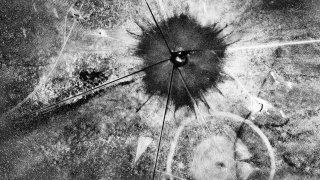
[1,0,320,180]
[135,14,229,110]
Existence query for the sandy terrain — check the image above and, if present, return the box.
[1,0,320,179]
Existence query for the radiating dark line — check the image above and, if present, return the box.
[213,85,224,97]
[199,93,211,110]
[176,69,200,116]
[152,64,175,180]
[177,68,210,132]
[17,59,170,120]
[144,0,172,54]
[176,68,199,107]
[126,29,142,38]
[136,92,156,112]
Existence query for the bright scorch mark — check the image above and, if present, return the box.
[229,38,320,51]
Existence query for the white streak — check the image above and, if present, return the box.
[229,39,320,51]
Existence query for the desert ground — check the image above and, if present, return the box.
[1,0,320,179]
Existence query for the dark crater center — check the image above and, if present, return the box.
[135,14,230,110]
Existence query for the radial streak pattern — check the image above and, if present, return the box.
[2,0,320,180]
